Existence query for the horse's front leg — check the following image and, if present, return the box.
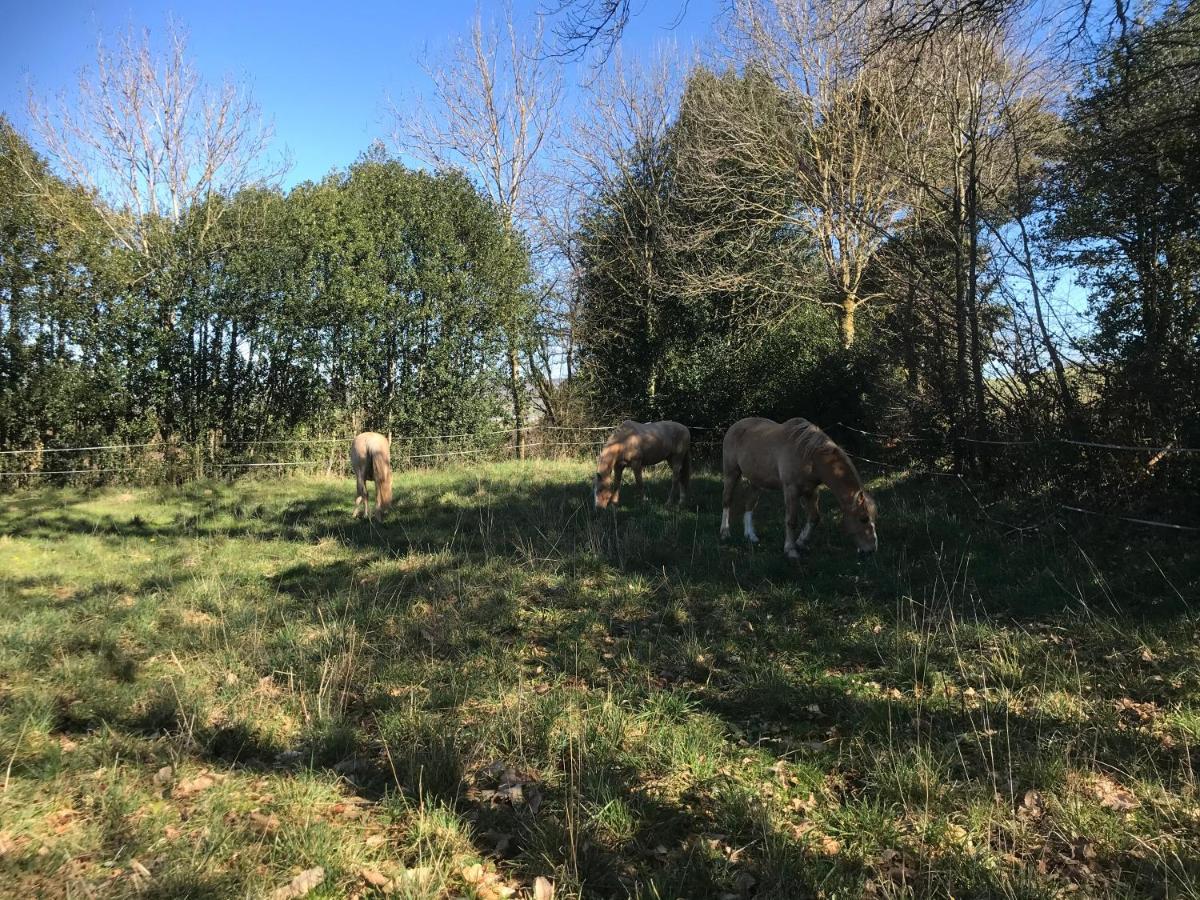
[633,464,645,501]
[611,465,624,506]
[798,490,820,547]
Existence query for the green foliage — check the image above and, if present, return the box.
[0,135,534,454]
[575,67,865,429]
[1052,1,1200,444]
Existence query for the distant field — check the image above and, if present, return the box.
[0,460,1198,899]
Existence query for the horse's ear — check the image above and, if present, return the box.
[852,489,866,508]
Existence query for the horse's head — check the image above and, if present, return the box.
[594,469,615,509]
[843,489,878,554]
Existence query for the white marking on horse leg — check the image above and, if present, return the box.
[785,543,801,560]
[798,521,813,545]
[743,511,759,544]
[720,508,730,538]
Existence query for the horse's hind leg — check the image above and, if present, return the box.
[742,486,760,544]
[353,471,367,519]
[783,484,802,559]
[674,452,690,506]
[633,464,644,501]
[720,469,740,538]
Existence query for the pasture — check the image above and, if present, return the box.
[1,460,1198,899]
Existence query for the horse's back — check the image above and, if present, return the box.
[724,417,824,483]
[351,432,390,475]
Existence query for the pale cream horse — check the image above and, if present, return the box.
[720,417,878,557]
[594,420,691,509]
[350,432,393,520]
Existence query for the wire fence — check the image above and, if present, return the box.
[2,420,1195,535]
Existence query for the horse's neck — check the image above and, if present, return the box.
[598,444,618,473]
[815,448,861,509]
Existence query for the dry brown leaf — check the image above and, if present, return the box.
[130,858,152,880]
[462,863,485,883]
[1019,789,1044,819]
[533,875,555,900]
[361,868,391,888]
[0,832,17,857]
[271,866,325,899]
[820,835,841,856]
[249,811,281,833]
[1070,836,1097,862]
[1094,775,1140,812]
[173,773,218,799]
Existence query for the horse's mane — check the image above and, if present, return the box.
[781,418,831,453]
[783,418,867,492]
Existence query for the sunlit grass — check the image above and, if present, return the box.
[0,460,1197,898]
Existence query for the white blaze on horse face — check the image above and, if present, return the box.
[743,511,759,543]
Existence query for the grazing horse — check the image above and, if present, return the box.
[720,417,878,557]
[350,432,393,521]
[594,420,691,509]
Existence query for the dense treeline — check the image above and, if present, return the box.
[1,0,1197,519]
[573,0,1199,514]
[1,130,531,457]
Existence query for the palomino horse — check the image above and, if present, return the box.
[350,432,393,521]
[594,420,691,509]
[720,417,878,557]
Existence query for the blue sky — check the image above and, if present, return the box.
[2,0,722,187]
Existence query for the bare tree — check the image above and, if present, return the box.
[399,6,564,455]
[557,49,686,404]
[726,0,919,347]
[28,21,282,256]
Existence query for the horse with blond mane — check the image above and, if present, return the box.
[720,417,877,557]
[594,420,691,509]
[350,432,393,521]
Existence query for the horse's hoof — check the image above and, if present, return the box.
[785,548,802,560]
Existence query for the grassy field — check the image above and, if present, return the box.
[1,459,1198,899]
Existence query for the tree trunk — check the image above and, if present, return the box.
[966,143,987,450]
[841,296,858,348]
[508,343,525,459]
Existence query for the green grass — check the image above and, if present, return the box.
[0,459,1198,899]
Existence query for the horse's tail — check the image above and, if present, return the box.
[372,449,393,510]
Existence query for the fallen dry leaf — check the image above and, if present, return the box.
[462,863,485,883]
[1019,789,1045,820]
[1094,775,1139,812]
[1070,835,1097,862]
[360,867,391,888]
[271,866,325,899]
[533,875,555,900]
[249,811,281,833]
[173,772,222,799]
